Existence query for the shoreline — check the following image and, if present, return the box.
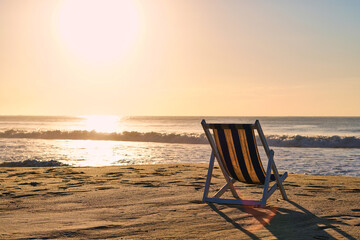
[1,164,359,239]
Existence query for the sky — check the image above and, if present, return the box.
[0,0,359,116]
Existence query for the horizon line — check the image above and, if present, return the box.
[0,114,359,118]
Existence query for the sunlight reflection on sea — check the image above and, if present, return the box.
[0,138,359,176]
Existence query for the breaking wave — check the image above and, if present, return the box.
[0,129,206,144]
[265,135,360,148]
[0,129,359,148]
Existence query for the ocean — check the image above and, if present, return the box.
[0,116,359,176]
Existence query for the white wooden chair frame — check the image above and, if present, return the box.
[201,120,288,207]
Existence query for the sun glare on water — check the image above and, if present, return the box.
[58,0,139,65]
[82,115,120,133]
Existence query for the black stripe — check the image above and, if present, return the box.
[244,125,265,184]
[215,126,239,181]
[230,126,253,183]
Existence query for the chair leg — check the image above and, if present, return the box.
[261,153,273,203]
[261,151,289,204]
[266,172,288,200]
[202,152,215,203]
[214,178,236,198]
[269,152,288,200]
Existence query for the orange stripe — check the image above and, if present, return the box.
[224,129,246,182]
[238,129,261,183]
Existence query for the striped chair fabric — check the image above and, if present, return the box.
[210,124,275,184]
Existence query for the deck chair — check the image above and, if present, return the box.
[201,119,288,207]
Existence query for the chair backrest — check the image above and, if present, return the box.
[202,122,267,184]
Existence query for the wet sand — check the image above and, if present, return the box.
[0,164,359,239]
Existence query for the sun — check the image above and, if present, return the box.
[82,115,120,133]
[58,0,139,65]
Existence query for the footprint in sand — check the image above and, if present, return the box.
[294,193,314,197]
[168,180,182,184]
[32,189,48,192]
[104,172,123,178]
[348,188,360,193]
[133,181,160,188]
[96,187,114,190]
[194,177,206,181]
[126,167,141,173]
[12,194,38,199]
[7,171,39,177]
[19,182,40,186]
[286,183,300,187]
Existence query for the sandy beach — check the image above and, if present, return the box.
[0,164,359,239]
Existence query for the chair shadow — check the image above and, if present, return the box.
[208,200,356,240]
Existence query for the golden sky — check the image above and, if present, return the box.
[0,0,359,116]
